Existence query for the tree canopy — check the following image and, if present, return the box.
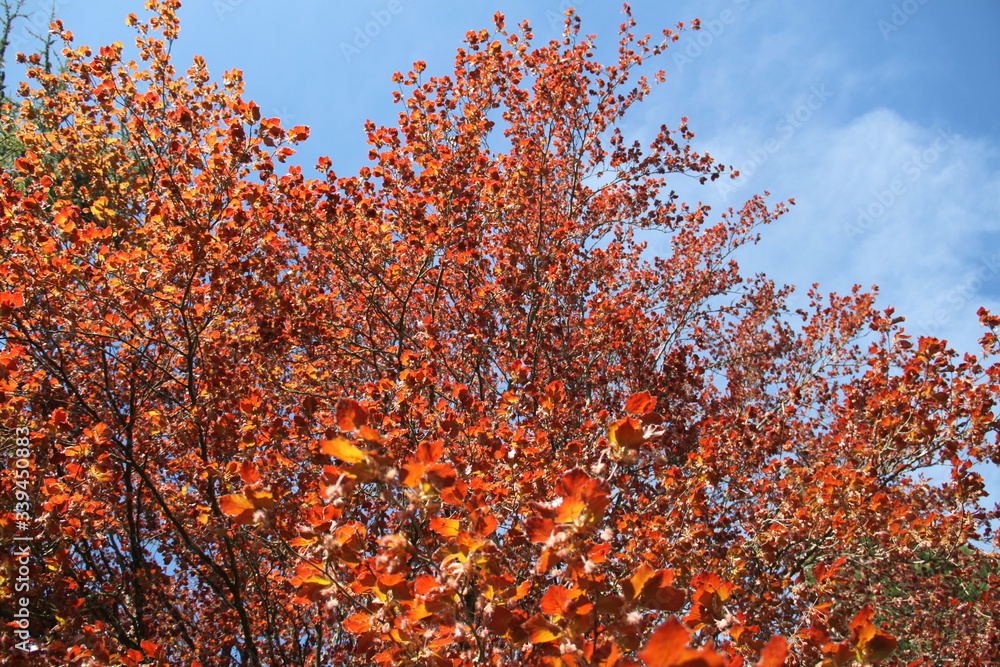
[1,2,998,665]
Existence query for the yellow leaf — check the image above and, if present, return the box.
[430,517,461,537]
[623,563,656,601]
[219,493,254,515]
[608,417,645,449]
[90,196,112,222]
[319,436,368,464]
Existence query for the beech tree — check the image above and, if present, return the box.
[0,0,60,169]
[2,2,999,665]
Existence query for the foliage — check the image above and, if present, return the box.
[1,2,999,665]
[1,0,62,170]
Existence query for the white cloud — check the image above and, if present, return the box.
[711,107,1000,353]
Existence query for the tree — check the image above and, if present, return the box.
[1,2,998,665]
[0,0,62,170]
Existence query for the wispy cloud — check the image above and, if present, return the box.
[728,108,1000,351]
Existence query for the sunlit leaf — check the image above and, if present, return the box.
[430,516,461,537]
[336,398,368,431]
[319,436,368,464]
[625,391,657,415]
[523,614,562,644]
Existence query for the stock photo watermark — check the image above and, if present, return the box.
[672,0,751,74]
[877,0,932,40]
[715,83,833,199]
[339,0,404,63]
[545,0,587,34]
[4,0,73,53]
[6,425,35,653]
[213,0,250,21]
[843,127,958,241]
[915,254,1000,337]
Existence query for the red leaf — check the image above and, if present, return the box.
[0,291,25,309]
[864,630,898,663]
[526,516,556,543]
[336,398,368,431]
[640,574,685,612]
[488,606,515,636]
[626,391,657,414]
[139,640,160,657]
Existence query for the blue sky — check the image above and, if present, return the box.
[9,1,1000,496]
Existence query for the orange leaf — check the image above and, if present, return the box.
[238,460,260,484]
[544,380,566,407]
[342,613,372,635]
[473,511,499,536]
[319,436,368,464]
[0,292,25,308]
[626,391,657,414]
[430,516,461,537]
[291,563,332,602]
[640,617,690,666]
[640,617,727,667]
[523,613,562,644]
[357,424,382,442]
[540,585,570,616]
[336,398,368,431]
[757,636,788,667]
[555,496,586,524]
[848,604,897,663]
[402,462,426,487]
[623,563,657,602]
[218,494,255,524]
[510,580,531,602]
[609,417,645,449]
[219,493,254,516]
[246,487,274,509]
[821,641,853,664]
[417,439,444,463]
[848,605,875,639]
[535,547,559,575]
[440,480,467,506]
[548,469,612,526]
